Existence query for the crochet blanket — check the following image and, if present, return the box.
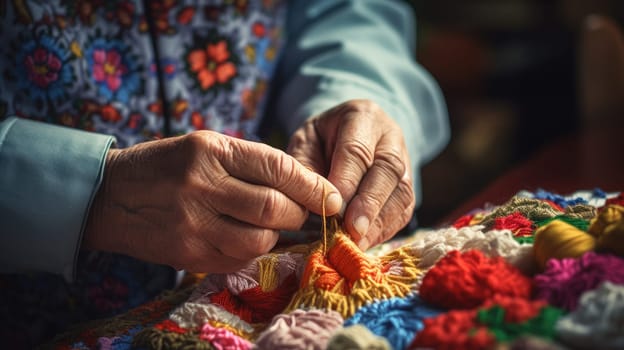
[48,189,624,350]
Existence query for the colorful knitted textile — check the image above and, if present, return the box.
[44,189,624,349]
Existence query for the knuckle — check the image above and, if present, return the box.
[374,149,406,180]
[259,190,282,226]
[243,230,277,258]
[395,180,416,213]
[343,139,375,170]
[359,191,386,213]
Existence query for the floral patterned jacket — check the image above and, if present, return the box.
[0,0,287,146]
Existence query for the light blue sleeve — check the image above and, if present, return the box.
[272,0,450,205]
[0,117,114,280]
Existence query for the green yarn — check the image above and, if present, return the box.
[535,215,590,231]
[515,236,535,244]
[477,306,564,342]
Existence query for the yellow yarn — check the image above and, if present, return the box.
[533,220,596,269]
[257,255,279,292]
[285,225,421,319]
[207,320,255,341]
[589,205,624,255]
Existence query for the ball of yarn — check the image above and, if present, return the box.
[556,282,624,349]
[326,325,391,350]
[254,309,343,350]
[533,220,596,269]
[199,323,252,350]
[533,251,624,310]
[344,295,441,350]
[589,205,624,255]
[419,250,532,309]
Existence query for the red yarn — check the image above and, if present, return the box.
[419,250,532,309]
[209,273,298,323]
[603,193,624,209]
[543,200,564,212]
[409,309,495,350]
[154,320,188,334]
[452,214,475,228]
[492,212,534,237]
[483,295,546,323]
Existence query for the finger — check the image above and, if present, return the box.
[287,120,329,177]
[219,138,343,216]
[343,132,408,241]
[211,176,309,231]
[323,110,381,204]
[208,215,280,261]
[354,175,415,251]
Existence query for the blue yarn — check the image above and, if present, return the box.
[344,295,442,350]
[592,188,607,198]
[533,189,586,208]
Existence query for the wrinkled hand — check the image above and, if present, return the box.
[83,131,343,273]
[288,100,415,250]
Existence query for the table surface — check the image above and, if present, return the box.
[440,127,624,225]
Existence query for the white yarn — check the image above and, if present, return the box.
[556,282,624,350]
[169,302,255,334]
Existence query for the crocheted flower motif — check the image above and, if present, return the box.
[186,38,237,91]
[286,228,421,319]
[15,35,75,104]
[86,38,142,103]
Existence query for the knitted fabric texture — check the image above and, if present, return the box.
[45,189,624,350]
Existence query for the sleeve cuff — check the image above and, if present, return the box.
[0,117,115,280]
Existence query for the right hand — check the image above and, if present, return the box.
[82,131,343,273]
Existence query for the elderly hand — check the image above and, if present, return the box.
[82,131,343,273]
[288,99,415,250]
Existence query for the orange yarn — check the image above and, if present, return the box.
[286,219,421,318]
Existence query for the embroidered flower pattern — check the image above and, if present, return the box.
[14,35,74,104]
[187,38,238,91]
[86,38,142,103]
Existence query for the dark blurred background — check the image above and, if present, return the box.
[409,0,624,226]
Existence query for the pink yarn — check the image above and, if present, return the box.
[255,309,344,350]
[533,252,624,310]
[199,323,252,350]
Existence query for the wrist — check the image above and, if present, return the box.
[82,148,123,252]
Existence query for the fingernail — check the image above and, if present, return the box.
[326,192,343,214]
[354,216,370,237]
[358,236,371,251]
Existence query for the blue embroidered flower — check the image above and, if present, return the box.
[85,38,141,103]
[15,35,74,103]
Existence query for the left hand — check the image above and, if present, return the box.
[287,99,416,250]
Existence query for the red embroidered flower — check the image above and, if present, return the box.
[191,111,205,130]
[101,105,122,122]
[92,49,127,92]
[24,47,62,88]
[177,6,195,25]
[188,40,237,90]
